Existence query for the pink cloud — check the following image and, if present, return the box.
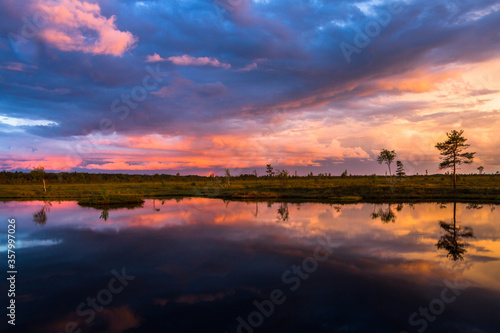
[236,62,257,72]
[74,130,371,172]
[146,53,231,69]
[145,53,165,63]
[168,55,231,68]
[0,62,38,72]
[0,157,81,171]
[34,0,137,56]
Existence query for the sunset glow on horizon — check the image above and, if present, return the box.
[1,0,500,175]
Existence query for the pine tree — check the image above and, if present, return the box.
[266,164,275,178]
[396,161,406,178]
[435,130,475,189]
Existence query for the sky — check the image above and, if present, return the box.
[0,0,499,176]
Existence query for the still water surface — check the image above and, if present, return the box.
[1,199,499,333]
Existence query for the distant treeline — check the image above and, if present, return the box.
[0,170,497,185]
[0,171,361,185]
[0,171,270,185]
[0,171,199,185]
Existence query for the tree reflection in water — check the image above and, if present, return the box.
[371,204,396,223]
[252,202,258,218]
[33,201,52,226]
[277,202,289,222]
[100,209,109,221]
[436,202,474,261]
[152,199,160,212]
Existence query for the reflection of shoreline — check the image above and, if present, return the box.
[22,200,497,257]
[17,200,500,288]
[91,202,145,222]
[436,202,474,261]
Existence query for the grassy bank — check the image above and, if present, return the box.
[1,175,499,203]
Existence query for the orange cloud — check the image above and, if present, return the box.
[375,69,461,93]
[76,129,370,171]
[35,0,137,56]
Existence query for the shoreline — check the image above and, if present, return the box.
[1,176,499,205]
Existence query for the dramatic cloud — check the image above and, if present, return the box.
[34,0,137,56]
[1,0,500,174]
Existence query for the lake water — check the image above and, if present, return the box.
[1,199,499,333]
